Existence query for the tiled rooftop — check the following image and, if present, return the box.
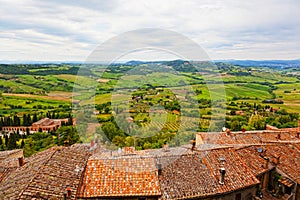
[0,132,299,200]
[263,144,300,185]
[78,154,161,198]
[197,130,300,147]
[158,154,214,199]
[236,146,273,176]
[235,143,300,185]
[0,149,24,185]
[0,145,90,200]
[158,148,260,199]
[0,149,23,160]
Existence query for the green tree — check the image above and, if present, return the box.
[33,113,38,123]
[249,114,266,130]
[57,126,81,146]
[0,137,3,150]
[230,120,241,131]
[20,139,25,148]
[101,122,124,141]
[112,136,125,147]
[23,114,28,126]
[23,138,36,157]
[4,134,8,147]
[125,136,134,147]
[7,133,17,150]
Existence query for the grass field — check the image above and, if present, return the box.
[0,93,71,115]
[1,63,300,118]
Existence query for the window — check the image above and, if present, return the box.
[235,193,241,200]
[246,193,252,200]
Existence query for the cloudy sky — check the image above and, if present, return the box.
[0,0,300,62]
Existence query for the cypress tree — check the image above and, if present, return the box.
[68,113,73,125]
[26,127,30,135]
[20,139,25,148]
[33,113,37,123]
[23,114,28,126]
[7,133,17,150]
[27,114,32,125]
[4,134,8,147]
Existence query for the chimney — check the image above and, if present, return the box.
[66,187,71,198]
[272,155,280,165]
[277,133,281,140]
[90,140,94,147]
[219,167,226,185]
[18,157,24,167]
[190,140,196,151]
[162,144,170,152]
[263,157,269,169]
[225,128,231,135]
[157,163,162,175]
[64,140,69,147]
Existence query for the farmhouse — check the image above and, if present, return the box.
[1,117,73,134]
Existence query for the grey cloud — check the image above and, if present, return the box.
[1,0,300,61]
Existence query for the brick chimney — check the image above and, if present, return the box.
[219,167,226,185]
[18,157,24,167]
[64,140,69,147]
[90,140,94,147]
[225,128,231,135]
[277,133,281,140]
[263,157,269,169]
[272,155,280,165]
[66,187,71,198]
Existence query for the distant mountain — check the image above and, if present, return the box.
[125,60,146,65]
[2,59,300,68]
[124,60,164,65]
[218,59,300,68]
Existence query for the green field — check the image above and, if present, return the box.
[1,62,300,146]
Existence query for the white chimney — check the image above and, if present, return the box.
[219,167,226,185]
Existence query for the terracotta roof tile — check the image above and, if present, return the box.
[236,146,272,176]
[78,156,161,198]
[197,130,300,147]
[236,143,300,185]
[263,144,300,185]
[158,148,259,199]
[0,145,90,200]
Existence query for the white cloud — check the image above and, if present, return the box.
[0,0,299,61]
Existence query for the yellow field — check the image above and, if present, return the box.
[3,92,72,102]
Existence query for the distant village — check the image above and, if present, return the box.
[0,121,300,200]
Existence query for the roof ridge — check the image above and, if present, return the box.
[17,147,59,199]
